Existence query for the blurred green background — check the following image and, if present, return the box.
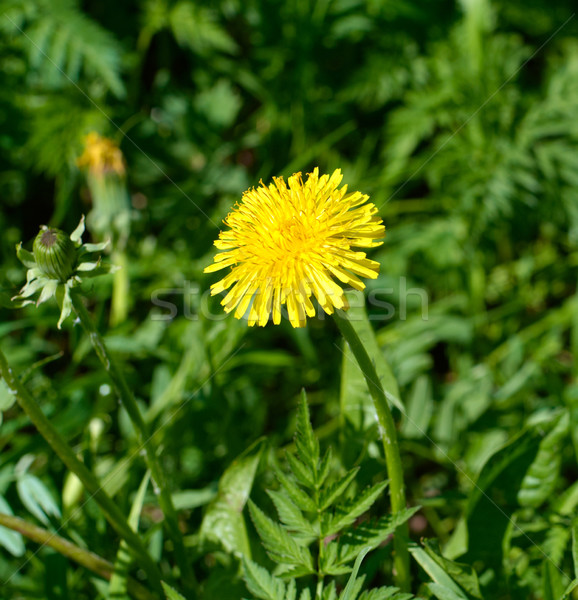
[1,0,578,598]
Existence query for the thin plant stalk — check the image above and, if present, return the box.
[70,291,197,595]
[0,347,163,593]
[333,310,411,592]
[0,512,156,600]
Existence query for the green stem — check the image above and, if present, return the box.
[0,347,163,594]
[70,292,197,595]
[0,512,157,600]
[333,311,410,592]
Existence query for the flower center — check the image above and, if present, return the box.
[40,229,58,249]
[258,212,327,268]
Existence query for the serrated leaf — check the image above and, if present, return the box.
[421,539,482,599]
[322,581,338,600]
[359,588,413,600]
[409,545,465,599]
[295,390,319,476]
[518,411,569,508]
[319,467,359,512]
[285,579,297,600]
[323,480,389,537]
[274,460,317,513]
[248,501,314,571]
[243,557,286,600]
[543,524,571,567]
[285,451,316,490]
[334,506,419,567]
[299,589,312,600]
[161,581,186,600]
[267,490,316,538]
[317,447,333,489]
[322,542,353,576]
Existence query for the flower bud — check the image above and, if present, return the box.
[33,226,76,282]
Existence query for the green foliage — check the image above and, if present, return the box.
[161,581,186,600]
[2,0,125,97]
[1,0,578,597]
[245,392,417,599]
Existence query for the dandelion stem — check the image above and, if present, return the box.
[70,291,197,596]
[0,512,157,600]
[333,310,411,592]
[0,347,163,594]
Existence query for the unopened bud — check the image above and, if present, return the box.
[33,226,76,282]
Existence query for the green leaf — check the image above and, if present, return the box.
[322,582,338,600]
[16,473,61,526]
[107,471,150,599]
[561,579,578,600]
[409,545,466,599]
[200,438,265,557]
[425,583,468,600]
[70,215,85,244]
[464,426,544,564]
[542,559,566,600]
[335,507,420,567]
[543,524,571,567]
[248,500,314,572]
[295,390,319,476]
[267,490,316,538]
[16,243,36,268]
[274,460,317,513]
[19,1,125,97]
[319,467,359,511]
[0,496,25,557]
[323,480,389,537]
[359,588,413,600]
[339,546,370,600]
[421,539,482,599]
[168,3,237,55]
[285,451,316,490]
[161,581,186,600]
[518,411,569,507]
[56,284,73,329]
[400,375,433,439]
[317,447,333,489]
[573,519,578,579]
[242,557,286,600]
[285,579,297,600]
[0,379,17,427]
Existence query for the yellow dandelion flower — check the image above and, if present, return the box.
[77,132,125,177]
[204,168,385,328]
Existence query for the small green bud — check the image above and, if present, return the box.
[13,217,117,329]
[33,226,76,282]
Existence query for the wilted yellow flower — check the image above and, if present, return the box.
[205,168,385,327]
[77,132,125,176]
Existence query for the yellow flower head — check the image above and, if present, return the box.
[205,168,385,328]
[77,132,125,177]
